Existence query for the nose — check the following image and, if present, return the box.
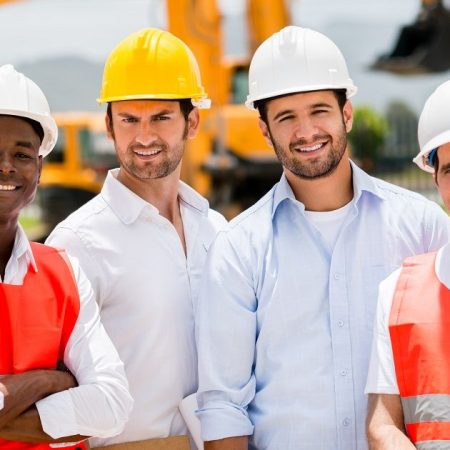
[135,121,158,147]
[0,152,16,174]
[292,117,318,142]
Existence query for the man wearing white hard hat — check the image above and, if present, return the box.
[366,81,450,449]
[195,27,450,450]
[0,64,132,449]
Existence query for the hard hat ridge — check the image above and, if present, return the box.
[0,64,57,157]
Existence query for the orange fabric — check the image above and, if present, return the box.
[389,251,450,443]
[0,242,86,450]
[406,422,450,443]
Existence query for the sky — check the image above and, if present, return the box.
[1,0,449,113]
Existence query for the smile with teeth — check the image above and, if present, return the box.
[297,142,326,153]
[0,184,17,191]
[135,149,161,156]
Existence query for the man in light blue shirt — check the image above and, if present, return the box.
[195,26,450,450]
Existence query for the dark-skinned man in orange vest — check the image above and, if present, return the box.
[0,64,132,450]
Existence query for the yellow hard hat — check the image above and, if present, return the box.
[98,28,211,109]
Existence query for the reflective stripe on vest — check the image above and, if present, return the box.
[389,251,450,448]
[0,242,86,450]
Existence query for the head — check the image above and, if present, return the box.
[98,28,209,187]
[246,26,356,180]
[0,65,57,225]
[0,115,43,222]
[414,80,450,208]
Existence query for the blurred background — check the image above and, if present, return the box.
[2,0,450,238]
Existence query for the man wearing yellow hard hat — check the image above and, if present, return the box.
[47,28,226,449]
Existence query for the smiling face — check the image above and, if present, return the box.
[0,115,42,225]
[259,90,353,181]
[106,99,199,191]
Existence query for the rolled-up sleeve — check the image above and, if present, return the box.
[36,256,133,439]
[196,231,256,441]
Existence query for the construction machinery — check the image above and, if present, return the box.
[38,112,116,234]
[371,0,450,74]
[166,0,289,215]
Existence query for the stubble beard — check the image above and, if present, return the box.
[115,124,188,180]
[269,125,348,180]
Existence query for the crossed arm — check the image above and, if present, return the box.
[367,393,415,450]
[0,369,87,443]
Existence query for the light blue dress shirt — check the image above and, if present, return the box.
[196,162,450,450]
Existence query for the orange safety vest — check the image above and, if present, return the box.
[0,242,87,450]
[389,251,450,449]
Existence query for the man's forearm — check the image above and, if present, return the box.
[368,423,415,450]
[0,369,76,428]
[0,406,87,443]
[205,436,248,450]
[367,394,415,450]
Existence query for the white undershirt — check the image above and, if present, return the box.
[304,199,354,251]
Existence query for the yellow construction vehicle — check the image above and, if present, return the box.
[168,0,289,214]
[38,112,116,233]
[371,0,450,74]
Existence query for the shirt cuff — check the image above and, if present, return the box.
[36,390,78,439]
[197,405,254,442]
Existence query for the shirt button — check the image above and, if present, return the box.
[340,369,348,376]
[333,273,340,280]
[343,417,351,427]
[338,320,344,327]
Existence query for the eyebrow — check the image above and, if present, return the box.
[117,109,176,119]
[16,140,35,149]
[272,102,333,121]
[439,162,450,173]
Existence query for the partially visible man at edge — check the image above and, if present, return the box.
[0,64,132,449]
[195,26,450,450]
[366,80,450,449]
[46,28,227,449]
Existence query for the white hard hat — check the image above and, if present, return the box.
[414,80,450,173]
[0,65,57,157]
[245,26,357,110]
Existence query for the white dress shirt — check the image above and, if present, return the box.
[196,162,450,450]
[46,169,227,447]
[0,225,133,440]
[365,243,450,395]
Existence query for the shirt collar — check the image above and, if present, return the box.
[272,160,386,218]
[101,169,209,224]
[15,224,38,273]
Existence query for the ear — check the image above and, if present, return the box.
[343,100,353,133]
[105,113,114,140]
[186,108,200,139]
[258,118,274,148]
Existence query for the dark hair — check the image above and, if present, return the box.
[106,99,194,125]
[255,89,348,124]
[0,114,44,144]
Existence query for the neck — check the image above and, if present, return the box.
[117,167,181,223]
[285,156,354,212]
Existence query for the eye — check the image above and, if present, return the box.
[16,151,33,159]
[277,115,294,123]
[312,109,329,115]
[154,115,171,121]
[121,117,138,123]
